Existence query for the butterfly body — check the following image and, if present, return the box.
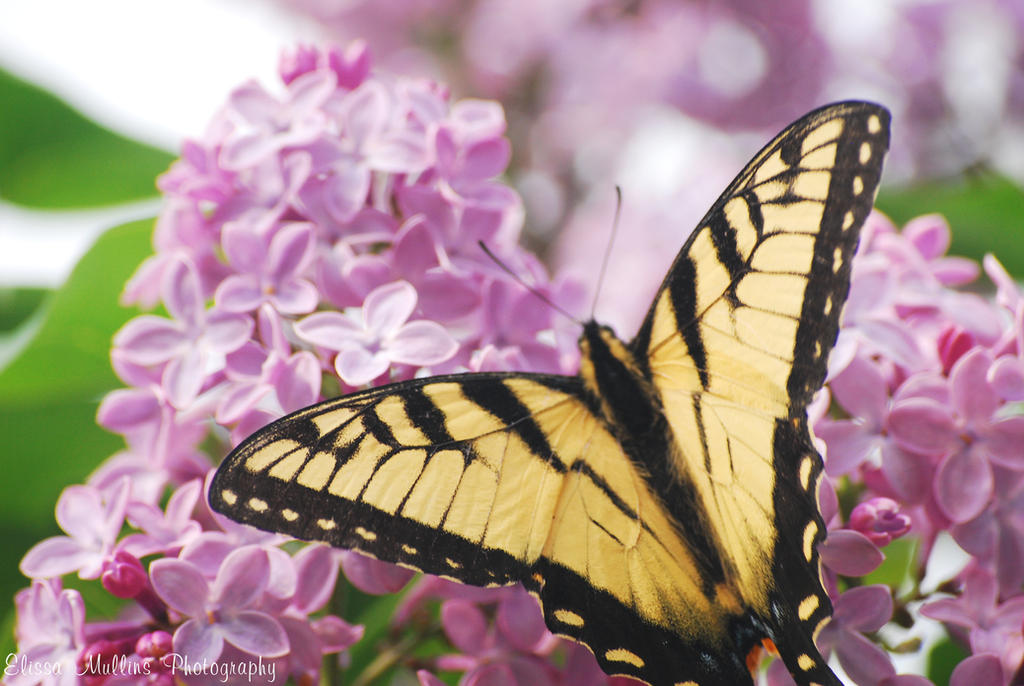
[210,102,891,686]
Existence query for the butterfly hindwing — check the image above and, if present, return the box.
[211,371,763,684]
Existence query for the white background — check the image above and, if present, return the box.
[0,0,317,286]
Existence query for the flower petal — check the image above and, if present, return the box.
[950,348,998,424]
[213,547,270,610]
[834,585,893,631]
[441,599,487,654]
[935,447,994,523]
[497,589,547,651]
[829,355,889,423]
[816,420,876,476]
[150,558,209,616]
[220,610,290,657]
[174,617,224,664]
[19,537,93,579]
[55,485,104,543]
[215,275,265,313]
[163,346,207,408]
[887,398,957,455]
[272,278,320,315]
[277,351,322,413]
[836,630,895,686]
[335,347,389,387]
[819,529,884,577]
[459,137,511,180]
[312,614,364,653]
[292,545,340,614]
[340,551,414,595]
[114,315,187,365]
[162,258,204,328]
[97,387,161,434]
[364,281,417,337]
[949,654,1003,686]
[325,160,371,222]
[985,416,1024,469]
[386,320,458,366]
[268,223,315,282]
[989,356,1024,401]
[203,310,254,353]
[221,220,269,273]
[295,311,363,349]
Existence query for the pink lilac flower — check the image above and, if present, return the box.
[150,546,290,663]
[114,258,252,408]
[849,498,913,548]
[19,478,130,580]
[218,71,334,171]
[216,304,321,431]
[8,579,86,686]
[922,566,1024,679]
[816,585,896,686]
[119,478,204,557]
[435,588,560,686]
[887,349,1024,524]
[951,466,1024,596]
[215,222,320,315]
[295,280,458,386]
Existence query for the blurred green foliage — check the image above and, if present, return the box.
[0,219,152,656]
[0,67,173,208]
[878,173,1024,278]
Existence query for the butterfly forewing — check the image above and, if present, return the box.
[633,102,890,685]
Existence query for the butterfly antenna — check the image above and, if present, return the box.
[589,186,623,319]
[477,241,581,325]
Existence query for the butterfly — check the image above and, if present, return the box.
[210,101,890,686]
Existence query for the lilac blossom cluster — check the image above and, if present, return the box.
[280,0,1024,185]
[11,42,1024,686]
[10,43,584,686]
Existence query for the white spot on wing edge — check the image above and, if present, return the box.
[605,648,645,668]
[798,594,820,620]
[553,609,585,627]
[859,142,872,164]
[802,521,818,561]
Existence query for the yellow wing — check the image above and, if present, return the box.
[210,371,756,683]
[629,101,890,684]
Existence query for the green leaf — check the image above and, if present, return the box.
[0,219,152,402]
[0,68,175,208]
[0,219,153,633]
[0,599,16,668]
[340,583,406,682]
[926,635,969,686]
[0,288,49,333]
[862,537,917,592]
[876,173,1024,277]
